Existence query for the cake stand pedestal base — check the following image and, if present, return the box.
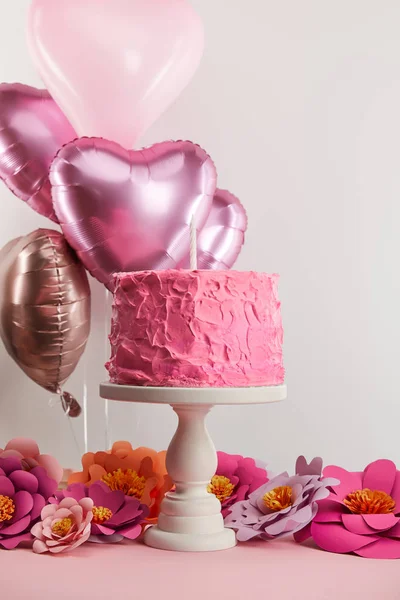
[100,384,287,552]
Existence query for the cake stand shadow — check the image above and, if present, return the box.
[99,383,287,552]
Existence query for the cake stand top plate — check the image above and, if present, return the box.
[100,383,287,405]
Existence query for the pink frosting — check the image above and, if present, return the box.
[106,270,284,387]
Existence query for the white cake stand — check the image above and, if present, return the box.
[99,383,287,552]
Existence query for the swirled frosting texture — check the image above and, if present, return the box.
[106,270,284,387]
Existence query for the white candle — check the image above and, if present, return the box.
[190,216,197,270]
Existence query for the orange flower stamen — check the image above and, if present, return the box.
[0,495,15,522]
[263,486,293,511]
[92,506,113,524]
[102,468,146,500]
[207,475,235,503]
[344,489,396,514]
[52,517,73,537]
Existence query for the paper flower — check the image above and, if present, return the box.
[31,497,93,554]
[297,459,400,559]
[0,457,58,550]
[208,452,268,517]
[0,438,63,485]
[68,441,173,520]
[225,456,338,541]
[53,481,149,543]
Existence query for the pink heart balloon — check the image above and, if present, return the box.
[179,189,248,270]
[28,0,204,148]
[50,138,217,290]
[0,84,76,222]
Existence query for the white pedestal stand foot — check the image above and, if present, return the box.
[100,384,286,552]
[146,404,235,551]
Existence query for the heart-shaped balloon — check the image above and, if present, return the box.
[50,138,217,290]
[0,83,76,221]
[179,189,248,270]
[28,0,204,148]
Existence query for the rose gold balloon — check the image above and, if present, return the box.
[0,229,91,416]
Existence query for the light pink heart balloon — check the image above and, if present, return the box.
[28,0,204,148]
[0,83,76,221]
[50,138,217,290]
[179,189,248,270]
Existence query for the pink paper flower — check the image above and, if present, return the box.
[208,452,268,517]
[0,457,58,550]
[0,438,63,485]
[296,459,400,559]
[225,456,338,541]
[31,497,93,554]
[53,482,149,543]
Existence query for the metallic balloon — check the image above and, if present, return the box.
[0,229,91,416]
[28,0,204,149]
[0,83,76,221]
[50,138,217,290]
[179,189,248,270]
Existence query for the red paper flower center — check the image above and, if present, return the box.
[344,488,396,514]
[52,517,73,537]
[102,468,146,500]
[0,495,15,522]
[207,475,235,503]
[92,506,113,524]
[263,486,293,511]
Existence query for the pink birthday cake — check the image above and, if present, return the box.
[106,269,284,388]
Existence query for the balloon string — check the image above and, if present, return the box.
[66,411,82,463]
[83,358,88,454]
[104,288,111,450]
[48,395,82,463]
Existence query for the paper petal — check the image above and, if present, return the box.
[311,522,378,553]
[322,467,362,500]
[293,523,312,543]
[341,514,376,535]
[9,470,38,494]
[31,494,46,521]
[0,476,15,497]
[355,537,400,559]
[33,539,48,554]
[89,533,124,544]
[41,504,57,520]
[362,460,397,495]
[63,483,87,501]
[1,515,31,536]
[89,484,125,514]
[118,523,142,540]
[5,438,39,458]
[12,490,34,521]
[313,499,345,523]
[362,513,400,531]
[0,532,32,549]
[295,456,323,477]
[390,472,400,506]
[31,522,45,540]
[382,521,400,538]
[36,455,63,485]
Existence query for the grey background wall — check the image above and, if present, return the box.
[0,1,399,472]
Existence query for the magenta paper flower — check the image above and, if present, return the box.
[0,457,58,550]
[0,438,63,485]
[297,459,400,559]
[208,452,268,518]
[53,481,149,543]
[31,497,93,554]
[225,456,338,541]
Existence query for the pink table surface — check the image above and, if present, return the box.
[1,538,399,600]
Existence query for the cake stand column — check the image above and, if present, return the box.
[145,403,236,552]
